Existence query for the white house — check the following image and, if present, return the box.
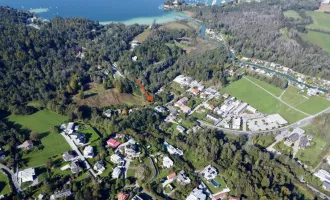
[65,122,75,134]
[112,167,122,179]
[93,161,105,173]
[201,165,218,180]
[111,154,123,164]
[83,145,94,158]
[18,168,35,183]
[163,156,174,168]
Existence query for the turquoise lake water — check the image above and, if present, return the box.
[0,0,229,24]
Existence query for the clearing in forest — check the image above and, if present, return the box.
[283,10,302,19]
[306,11,330,32]
[300,30,330,53]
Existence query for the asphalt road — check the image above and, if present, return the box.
[0,163,23,196]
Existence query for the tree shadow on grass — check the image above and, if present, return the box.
[84,93,97,98]
[0,181,6,194]
[39,132,50,140]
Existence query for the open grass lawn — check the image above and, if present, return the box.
[202,176,226,194]
[79,125,100,143]
[300,30,330,53]
[295,136,327,168]
[246,76,283,97]
[274,141,293,156]
[281,86,330,115]
[306,11,330,32]
[132,29,151,43]
[0,172,10,196]
[254,134,275,148]
[8,110,71,168]
[222,78,306,123]
[283,10,302,19]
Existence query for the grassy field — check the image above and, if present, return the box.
[133,29,152,43]
[8,110,71,168]
[222,78,306,123]
[0,172,10,196]
[253,134,275,148]
[283,10,302,19]
[281,86,330,115]
[75,83,147,108]
[202,176,227,194]
[306,11,330,32]
[246,76,283,97]
[161,22,190,30]
[300,30,330,53]
[295,136,327,168]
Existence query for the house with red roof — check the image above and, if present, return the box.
[228,196,240,200]
[167,172,176,180]
[212,192,227,200]
[107,138,121,148]
[117,192,129,200]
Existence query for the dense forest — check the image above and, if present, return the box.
[0,7,144,113]
[183,0,330,79]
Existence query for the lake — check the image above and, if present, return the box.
[0,0,208,25]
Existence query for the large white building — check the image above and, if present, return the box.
[112,167,122,179]
[18,168,35,183]
[163,156,174,168]
[186,187,206,200]
[83,145,94,158]
[201,165,218,180]
[111,154,123,164]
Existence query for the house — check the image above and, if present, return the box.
[206,113,221,122]
[180,105,191,113]
[314,169,330,182]
[50,190,72,200]
[232,117,241,130]
[132,56,138,61]
[167,172,176,180]
[192,125,202,133]
[94,161,105,173]
[177,170,191,185]
[166,144,183,156]
[65,122,75,134]
[132,195,144,200]
[103,109,112,118]
[18,168,35,183]
[200,92,207,99]
[285,133,300,146]
[292,127,305,136]
[107,138,121,148]
[323,181,330,191]
[112,167,122,179]
[18,140,34,150]
[0,149,6,160]
[62,151,77,162]
[111,154,123,164]
[212,192,227,200]
[124,140,141,158]
[154,106,166,113]
[186,187,206,200]
[191,88,200,95]
[163,156,174,168]
[71,161,82,174]
[174,97,189,107]
[70,133,86,146]
[298,136,310,149]
[37,194,45,200]
[83,145,94,158]
[74,125,79,131]
[117,193,129,200]
[115,133,125,139]
[222,93,229,99]
[204,103,215,110]
[307,135,313,141]
[176,125,186,134]
[228,196,240,200]
[246,106,257,113]
[233,102,248,115]
[205,88,217,96]
[201,165,218,180]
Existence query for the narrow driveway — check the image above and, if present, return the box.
[60,132,97,178]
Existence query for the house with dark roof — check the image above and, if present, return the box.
[94,161,105,173]
[284,133,300,146]
[70,133,86,146]
[71,161,82,174]
[62,151,77,162]
[177,170,191,185]
[323,181,330,191]
[299,136,310,150]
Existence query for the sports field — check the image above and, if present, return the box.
[281,86,330,115]
[306,11,330,32]
[283,10,302,19]
[8,110,71,168]
[300,30,330,53]
[222,78,306,123]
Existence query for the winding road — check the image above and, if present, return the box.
[0,163,23,196]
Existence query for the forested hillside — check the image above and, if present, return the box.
[186,0,330,79]
[0,7,144,113]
